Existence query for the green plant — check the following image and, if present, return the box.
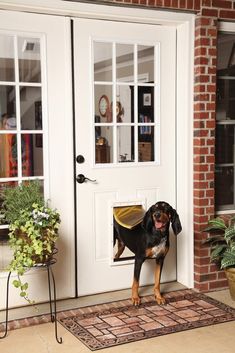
[203,216,235,269]
[2,181,44,224]
[8,203,60,304]
[1,182,60,304]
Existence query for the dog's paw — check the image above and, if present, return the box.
[132,296,141,306]
[155,295,166,305]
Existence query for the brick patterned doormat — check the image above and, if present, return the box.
[58,289,235,350]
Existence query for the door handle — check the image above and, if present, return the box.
[76,174,97,184]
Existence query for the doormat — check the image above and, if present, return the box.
[58,289,235,350]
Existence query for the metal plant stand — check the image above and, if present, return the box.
[0,256,62,344]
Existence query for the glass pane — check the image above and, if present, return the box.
[18,37,41,83]
[116,84,132,123]
[94,42,112,82]
[116,44,134,82]
[138,86,154,123]
[216,79,235,120]
[215,166,234,207]
[0,86,16,129]
[117,126,134,163]
[20,87,42,129]
[0,34,15,82]
[138,45,154,83]
[21,134,43,176]
[216,125,235,164]
[138,127,154,162]
[94,85,112,123]
[95,127,112,163]
[0,134,17,177]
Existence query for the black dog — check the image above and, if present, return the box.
[114,201,182,306]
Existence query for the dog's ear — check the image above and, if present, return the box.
[170,208,182,235]
[142,206,154,233]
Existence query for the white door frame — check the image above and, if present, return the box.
[0,0,195,290]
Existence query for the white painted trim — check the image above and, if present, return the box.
[176,20,194,289]
[0,0,194,25]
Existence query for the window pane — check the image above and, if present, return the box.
[215,166,234,207]
[21,134,43,176]
[216,125,235,164]
[95,127,112,163]
[217,79,235,120]
[116,85,131,123]
[18,37,41,83]
[138,45,154,83]
[138,127,154,162]
[117,126,134,163]
[94,42,112,82]
[0,86,16,129]
[138,86,154,123]
[0,34,15,82]
[94,85,112,123]
[20,87,42,129]
[116,44,134,82]
[0,134,17,177]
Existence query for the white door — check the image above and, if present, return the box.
[74,18,177,296]
[0,11,74,308]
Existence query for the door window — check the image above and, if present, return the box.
[0,33,45,254]
[93,41,159,164]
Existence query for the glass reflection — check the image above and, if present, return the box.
[117,126,134,163]
[94,85,112,123]
[138,126,154,162]
[138,86,154,123]
[116,44,134,82]
[20,87,42,129]
[0,86,16,130]
[0,134,17,177]
[94,42,112,82]
[215,166,234,207]
[116,85,131,123]
[95,126,113,163]
[138,45,154,83]
[0,34,15,82]
[18,37,41,83]
[21,134,43,177]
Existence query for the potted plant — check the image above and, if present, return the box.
[203,216,235,300]
[2,181,60,304]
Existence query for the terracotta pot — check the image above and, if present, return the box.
[225,268,235,301]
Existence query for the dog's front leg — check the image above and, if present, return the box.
[132,257,145,306]
[154,258,166,305]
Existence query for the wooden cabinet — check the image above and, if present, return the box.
[95,145,110,163]
[138,142,152,162]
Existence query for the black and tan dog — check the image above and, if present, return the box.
[114,201,182,306]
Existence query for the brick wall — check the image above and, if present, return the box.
[99,0,235,291]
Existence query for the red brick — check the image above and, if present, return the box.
[194,282,209,292]
[208,48,217,56]
[171,0,178,7]
[202,0,212,6]
[194,248,210,257]
[194,102,206,111]
[148,0,156,5]
[194,215,209,224]
[194,198,209,206]
[220,10,235,19]
[218,271,227,280]
[195,47,207,57]
[207,28,217,37]
[164,0,171,6]
[194,0,201,10]
[202,8,219,17]
[186,0,194,9]
[209,280,228,290]
[194,164,208,172]
[195,37,211,47]
[212,0,232,9]
[207,84,216,92]
[179,0,186,7]
[194,190,205,197]
[156,0,163,5]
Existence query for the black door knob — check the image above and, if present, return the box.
[76,155,85,164]
[76,174,96,184]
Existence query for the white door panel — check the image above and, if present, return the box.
[0,11,74,308]
[74,18,176,296]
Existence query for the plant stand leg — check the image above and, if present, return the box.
[47,264,62,344]
[0,271,11,339]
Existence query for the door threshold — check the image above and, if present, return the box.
[1,281,186,322]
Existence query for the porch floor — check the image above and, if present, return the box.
[1,283,235,353]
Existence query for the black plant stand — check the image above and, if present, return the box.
[0,258,62,344]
